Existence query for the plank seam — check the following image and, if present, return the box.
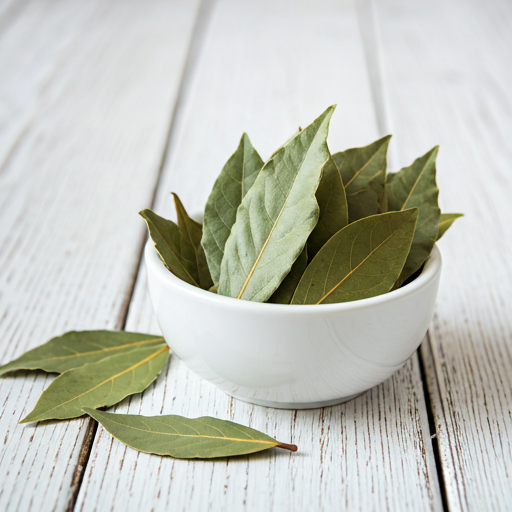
[424,323,468,511]
[116,0,217,330]
[356,1,451,506]
[119,0,218,333]
[64,418,98,512]
[355,0,399,171]
[66,1,217,510]
[418,335,449,512]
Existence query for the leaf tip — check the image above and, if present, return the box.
[381,134,392,146]
[318,104,336,123]
[19,413,34,424]
[172,192,183,211]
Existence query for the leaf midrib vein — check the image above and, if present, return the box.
[97,416,276,445]
[147,218,199,287]
[316,224,404,304]
[177,202,201,273]
[400,152,435,209]
[24,338,165,364]
[34,346,169,417]
[237,136,318,299]
[343,146,383,189]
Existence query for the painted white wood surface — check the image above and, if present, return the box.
[76,1,442,510]
[0,0,200,510]
[375,0,512,509]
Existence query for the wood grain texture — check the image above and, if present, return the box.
[76,0,442,510]
[0,0,199,510]
[374,0,512,509]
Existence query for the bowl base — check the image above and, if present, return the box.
[229,392,363,410]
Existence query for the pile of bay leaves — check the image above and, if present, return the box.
[1,105,461,461]
[142,105,461,304]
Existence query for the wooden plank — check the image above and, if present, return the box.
[76,0,442,510]
[0,1,200,510]
[373,0,512,509]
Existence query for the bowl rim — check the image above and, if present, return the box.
[144,240,442,314]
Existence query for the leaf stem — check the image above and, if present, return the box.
[275,442,298,452]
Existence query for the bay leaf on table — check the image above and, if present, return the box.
[140,209,200,287]
[20,344,169,423]
[218,105,335,302]
[386,146,440,286]
[332,135,391,223]
[0,331,164,376]
[268,246,308,304]
[202,133,264,284]
[84,408,297,459]
[173,193,213,289]
[437,212,463,241]
[307,155,348,260]
[291,209,418,305]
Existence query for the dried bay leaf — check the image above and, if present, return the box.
[21,344,169,423]
[84,408,297,458]
[202,133,264,284]
[140,209,200,287]
[387,147,440,285]
[268,246,308,304]
[0,331,164,376]
[291,209,418,305]
[307,156,348,260]
[332,135,391,223]
[218,106,335,302]
[437,213,463,241]
[173,193,213,289]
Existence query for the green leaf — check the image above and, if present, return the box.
[140,209,199,287]
[20,344,169,423]
[173,193,213,289]
[307,155,348,260]
[0,331,164,377]
[209,284,219,293]
[202,133,264,284]
[218,105,335,302]
[437,213,463,241]
[387,147,440,285]
[291,209,418,305]
[332,135,391,223]
[84,408,297,459]
[268,246,308,304]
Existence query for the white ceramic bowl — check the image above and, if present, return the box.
[145,239,441,409]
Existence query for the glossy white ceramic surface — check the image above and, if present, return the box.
[145,239,442,409]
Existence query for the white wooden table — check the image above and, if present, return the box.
[1,0,511,510]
